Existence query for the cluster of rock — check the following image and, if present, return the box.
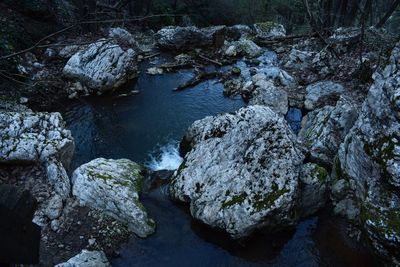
[155,22,285,58]
[0,111,155,264]
[168,25,400,265]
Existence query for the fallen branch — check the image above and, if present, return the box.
[198,54,222,66]
[0,24,76,60]
[174,71,219,91]
[143,53,160,60]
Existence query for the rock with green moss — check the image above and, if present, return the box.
[299,96,358,167]
[337,41,400,265]
[170,105,304,238]
[299,163,328,217]
[72,158,155,238]
[253,22,286,39]
[223,38,263,58]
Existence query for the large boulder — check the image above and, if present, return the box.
[337,42,400,265]
[72,158,155,238]
[253,22,286,39]
[0,112,74,198]
[171,106,304,238]
[304,81,345,110]
[299,96,358,167]
[55,250,110,267]
[156,26,226,51]
[63,40,138,95]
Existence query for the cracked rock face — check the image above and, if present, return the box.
[55,250,110,267]
[171,105,304,238]
[337,42,400,265]
[63,40,138,94]
[0,112,74,198]
[299,96,358,167]
[72,158,155,238]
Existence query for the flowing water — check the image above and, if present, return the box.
[64,52,377,267]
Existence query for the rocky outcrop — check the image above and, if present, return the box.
[253,22,286,39]
[171,106,304,238]
[63,40,138,95]
[0,112,74,198]
[156,26,226,51]
[72,158,155,238]
[299,96,358,167]
[55,250,110,267]
[337,42,400,265]
[304,81,345,110]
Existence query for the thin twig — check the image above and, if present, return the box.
[198,54,222,66]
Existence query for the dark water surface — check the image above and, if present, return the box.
[64,54,377,267]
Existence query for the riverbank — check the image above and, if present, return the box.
[0,20,399,266]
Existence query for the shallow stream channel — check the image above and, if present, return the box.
[63,51,376,267]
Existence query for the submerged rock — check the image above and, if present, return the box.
[156,26,226,51]
[63,40,138,95]
[0,112,74,198]
[299,96,358,167]
[337,41,400,265]
[304,81,345,110]
[55,250,110,267]
[253,22,286,39]
[171,106,304,238]
[72,158,155,238]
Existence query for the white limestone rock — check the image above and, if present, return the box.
[171,105,304,238]
[55,250,110,267]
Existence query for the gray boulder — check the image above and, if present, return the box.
[108,27,138,47]
[63,40,138,95]
[337,41,400,265]
[223,38,263,58]
[171,106,304,238]
[55,250,110,267]
[299,96,358,167]
[304,81,345,110]
[72,158,155,238]
[156,26,226,51]
[248,76,288,116]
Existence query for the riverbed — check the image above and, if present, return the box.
[64,52,377,267]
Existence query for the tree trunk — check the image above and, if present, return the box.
[376,0,400,28]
